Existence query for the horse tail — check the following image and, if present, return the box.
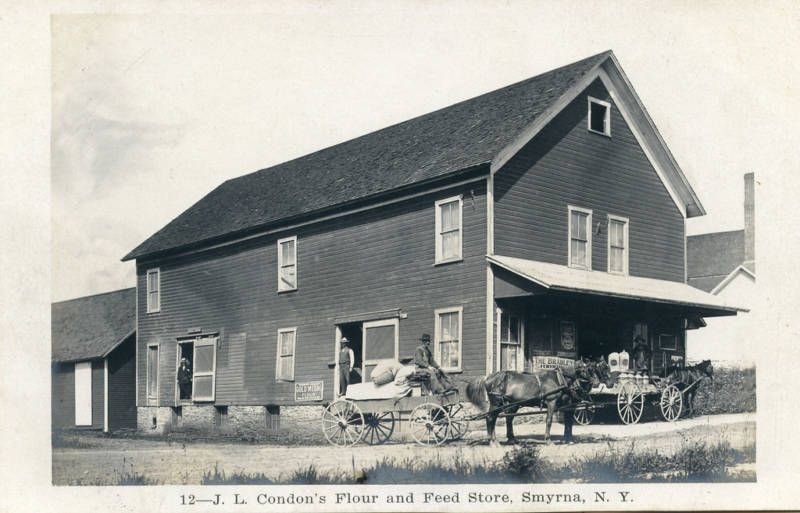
[465,375,489,412]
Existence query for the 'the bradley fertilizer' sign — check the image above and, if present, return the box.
[295,381,324,402]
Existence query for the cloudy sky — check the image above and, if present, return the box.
[51,3,799,301]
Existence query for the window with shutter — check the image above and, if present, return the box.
[146,344,159,402]
[276,328,296,381]
[191,337,217,401]
[277,236,297,291]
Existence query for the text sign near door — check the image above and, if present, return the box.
[295,381,324,402]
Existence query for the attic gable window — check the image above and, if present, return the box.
[588,97,611,136]
[277,236,297,292]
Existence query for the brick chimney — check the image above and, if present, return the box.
[744,172,755,266]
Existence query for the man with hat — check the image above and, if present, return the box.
[177,356,193,400]
[632,335,650,373]
[338,337,355,396]
[414,333,453,394]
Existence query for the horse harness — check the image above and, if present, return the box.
[488,369,570,410]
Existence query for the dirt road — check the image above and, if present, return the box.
[52,413,755,485]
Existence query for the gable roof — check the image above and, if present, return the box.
[51,288,136,362]
[687,230,745,292]
[124,50,704,262]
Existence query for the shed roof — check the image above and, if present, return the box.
[123,51,611,261]
[489,255,746,316]
[51,288,136,362]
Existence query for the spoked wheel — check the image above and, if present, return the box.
[660,385,683,422]
[572,399,597,426]
[362,411,395,445]
[617,381,645,425]
[443,403,469,441]
[322,400,364,446]
[409,403,450,446]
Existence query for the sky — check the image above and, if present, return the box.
[51,3,800,301]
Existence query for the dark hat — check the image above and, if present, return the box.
[180,357,188,363]
[633,335,646,344]
[340,337,349,345]
[419,334,431,343]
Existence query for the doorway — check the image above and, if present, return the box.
[334,317,399,395]
[338,322,364,387]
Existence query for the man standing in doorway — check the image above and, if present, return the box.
[177,357,192,400]
[339,337,354,397]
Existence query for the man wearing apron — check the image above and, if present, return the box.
[338,337,354,397]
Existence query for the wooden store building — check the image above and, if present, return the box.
[122,50,744,432]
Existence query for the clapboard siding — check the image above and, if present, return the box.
[51,362,75,430]
[495,79,685,282]
[91,360,104,428]
[108,335,137,430]
[137,181,487,406]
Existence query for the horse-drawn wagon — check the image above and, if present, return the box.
[321,383,468,447]
[571,360,714,425]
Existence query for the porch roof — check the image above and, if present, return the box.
[488,255,747,316]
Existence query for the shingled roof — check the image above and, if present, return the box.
[687,230,745,292]
[123,51,613,261]
[52,288,136,362]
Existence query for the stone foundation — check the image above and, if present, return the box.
[137,406,174,434]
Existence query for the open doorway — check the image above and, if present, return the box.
[338,322,363,387]
[177,340,194,402]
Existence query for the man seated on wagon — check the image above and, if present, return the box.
[413,334,455,395]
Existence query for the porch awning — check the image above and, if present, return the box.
[488,255,747,316]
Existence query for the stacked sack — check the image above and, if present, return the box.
[370,360,405,385]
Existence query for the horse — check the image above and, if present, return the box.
[665,359,713,416]
[465,360,613,446]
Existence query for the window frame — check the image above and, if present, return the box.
[499,310,523,372]
[587,96,612,136]
[434,306,463,372]
[606,214,630,275]
[146,268,160,313]
[434,195,463,265]
[276,327,297,382]
[659,333,678,351]
[146,342,159,403]
[191,336,218,402]
[277,236,298,292]
[567,205,593,270]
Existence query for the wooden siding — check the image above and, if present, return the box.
[494,79,685,282]
[136,181,487,406]
[108,335,137,430]
[51,362,75,430]
[51,360,104,430]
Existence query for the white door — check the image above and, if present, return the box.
[362,319,399,381]
[192,337,217,401]
[74,361,92,426]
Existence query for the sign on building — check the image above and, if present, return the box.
[295,381,324,402]
[531,356,575,370]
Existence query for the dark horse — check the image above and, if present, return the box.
[665,359,714,416]
[465,360,612,446]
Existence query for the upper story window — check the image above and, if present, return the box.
[276,328,296,381]
[607,214,629,275]
[588,96,611,136]
[435,196,463,264]
[435,307,462,372]
[277,236,297,292]
[568,206,592,270]
[146,268,160,313]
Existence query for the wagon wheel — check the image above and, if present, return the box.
[444,403,469,441]
[660,384,683,422]
[572,398,597,426]
[409,403,450,446]
[321,400,364,446]
[362,411,395,445]
[617,381,645,425]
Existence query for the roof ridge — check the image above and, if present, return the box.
[227,50,613,183]
[53,286,136,305]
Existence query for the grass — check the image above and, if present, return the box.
[198,437,755,485]
[692,366,756,416]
